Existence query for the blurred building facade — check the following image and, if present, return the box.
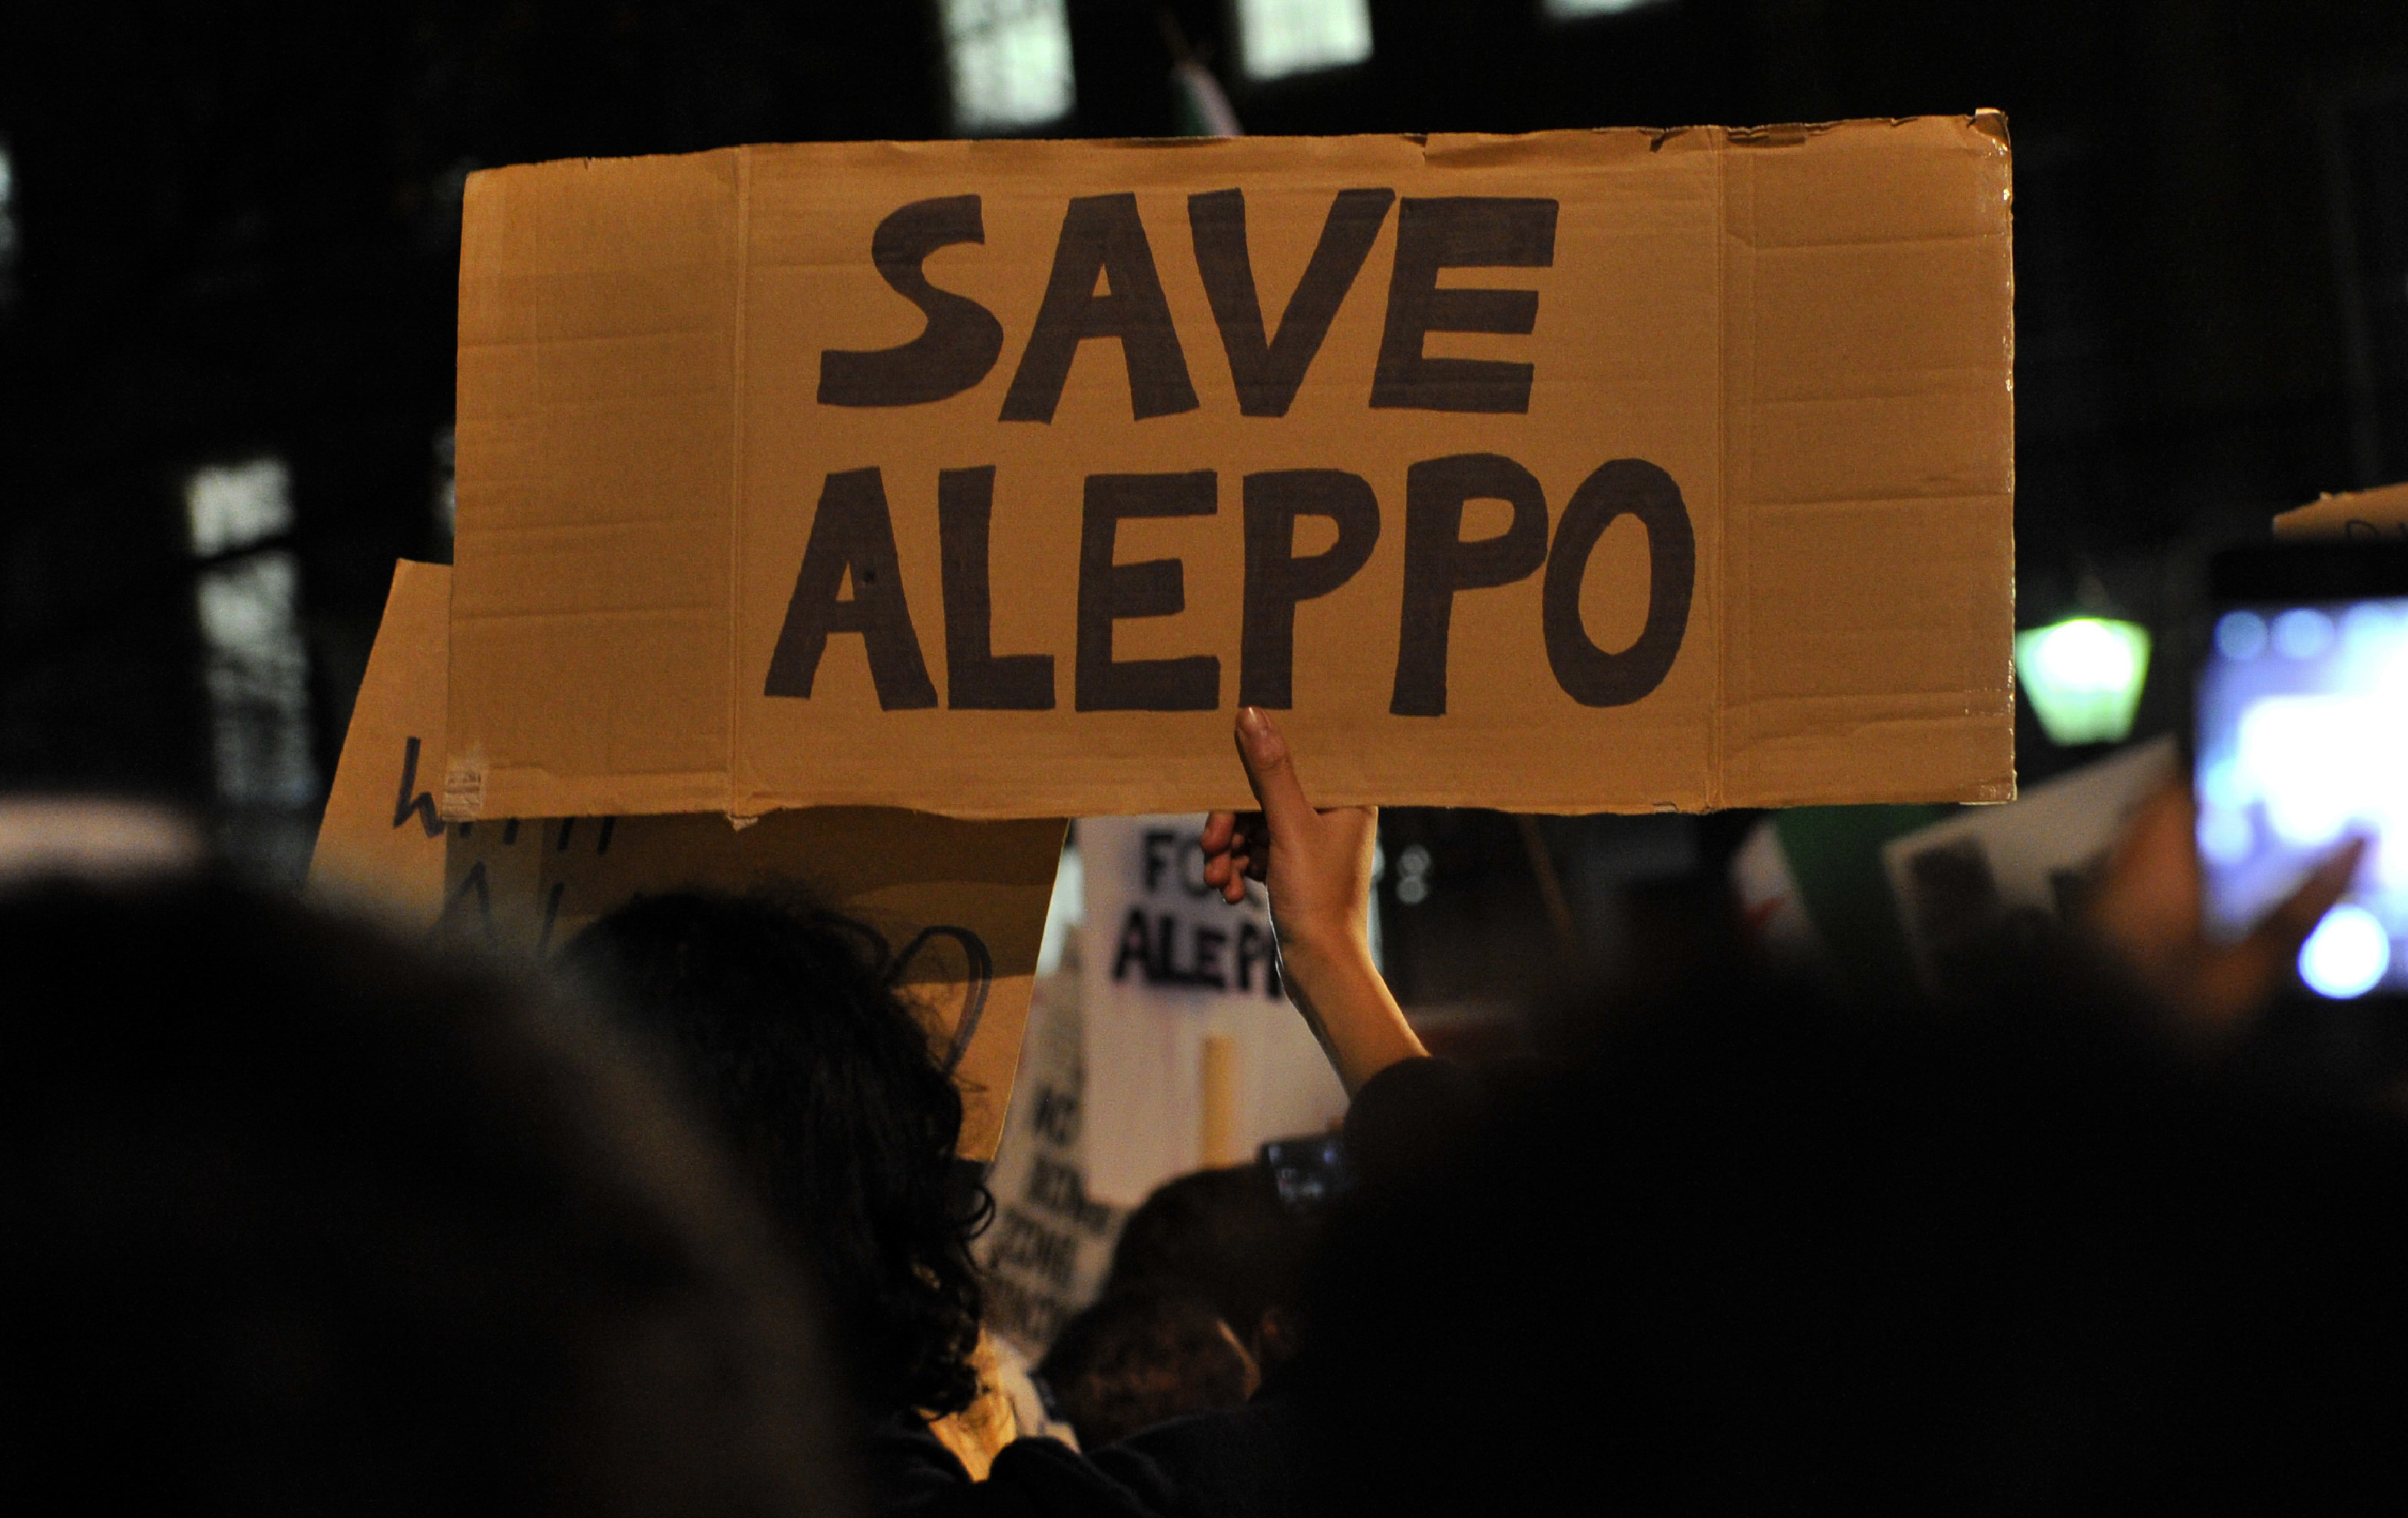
[2,1,2403,967]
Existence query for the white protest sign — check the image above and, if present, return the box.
[977,956,1123,1359]
[1883,736,2176,991]
[1077,815,1345,1205]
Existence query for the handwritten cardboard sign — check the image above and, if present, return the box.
[308,559,452,927]
[314,560,1063,1159]
[2274,481,2408,540]
[447,117,2016,822]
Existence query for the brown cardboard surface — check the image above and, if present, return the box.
[2274,482,2408,539]
[319,559,1063,1160]
[452,117,2016,820]
[308,559,451,927]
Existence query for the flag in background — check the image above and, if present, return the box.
[1170,55,1242,137]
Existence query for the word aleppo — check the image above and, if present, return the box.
[1107,828,1282,998]
[768,189,1695,719]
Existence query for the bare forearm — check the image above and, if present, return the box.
[1278,935,1424,1096]
[1202,708,1424,1094]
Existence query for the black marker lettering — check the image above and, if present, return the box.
[1371,197,1558,413]
[1156,915,1186,982]
[1076,471,1221,712]
[1193,924,1228,989]
[1189,187,1394,418]
[1178,835,1215,898]
[1390,453,1549,716]
[765,468,938,709]
[392,736,444,838]
[938,466,1054,709]
[818,195,1005,407]
[1001,193,1199,423]
[1143,829,1178,893]
[1543,458,1695,707]
[1113,906,1153,982]
[1240,469,1380,708]
[1236,920,1270,993]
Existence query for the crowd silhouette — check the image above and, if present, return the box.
[12,709,2408,1513]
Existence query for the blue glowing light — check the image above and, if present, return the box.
[2300,904,2390,1000]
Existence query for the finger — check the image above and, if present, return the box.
[1202,852,1234,889]
[2258,835,2370,954]
[1233,708,1314,838]
[1215,843,1252,902]
[1202,810,1239,854]
[2168,839,2372,1032]
[2088,778,2201,958]
[2108,779,2198,891]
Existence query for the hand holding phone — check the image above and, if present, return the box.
[2092,778,2363,1029]
[2193,543,2408,999]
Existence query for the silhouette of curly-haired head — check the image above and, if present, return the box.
[6,873,852,1516]
[563,891,987,1420]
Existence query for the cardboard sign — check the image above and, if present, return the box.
[314,560,1065,1159]
[448,117,2016,822]
[438,806,1062,1159]
[308,559,451,927]
[2274,481,2408,539]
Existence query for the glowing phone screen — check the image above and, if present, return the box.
[2197,597,2408,997]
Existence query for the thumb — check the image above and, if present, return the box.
[1234,707,1313,835]
[2255,835,2370,956]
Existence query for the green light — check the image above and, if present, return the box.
[2014,617,2151,746]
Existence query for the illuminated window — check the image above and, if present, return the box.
[0,141,19,307]
[432,425,456,544]
[187,457,293,557]
[185,460,318,815]
[1236,0,1372,81]
[943,0,1075,133]
[1544,0,1672,18]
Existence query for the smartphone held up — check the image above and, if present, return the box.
[2197,544,2408,999]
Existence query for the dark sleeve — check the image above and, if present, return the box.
[1341,1055,1489,1196]
[862,1416,973,1513]
[1103,1399,1310,1518]
[888,1436,1172,1518]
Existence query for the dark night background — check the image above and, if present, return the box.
[3,0,2406,998]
